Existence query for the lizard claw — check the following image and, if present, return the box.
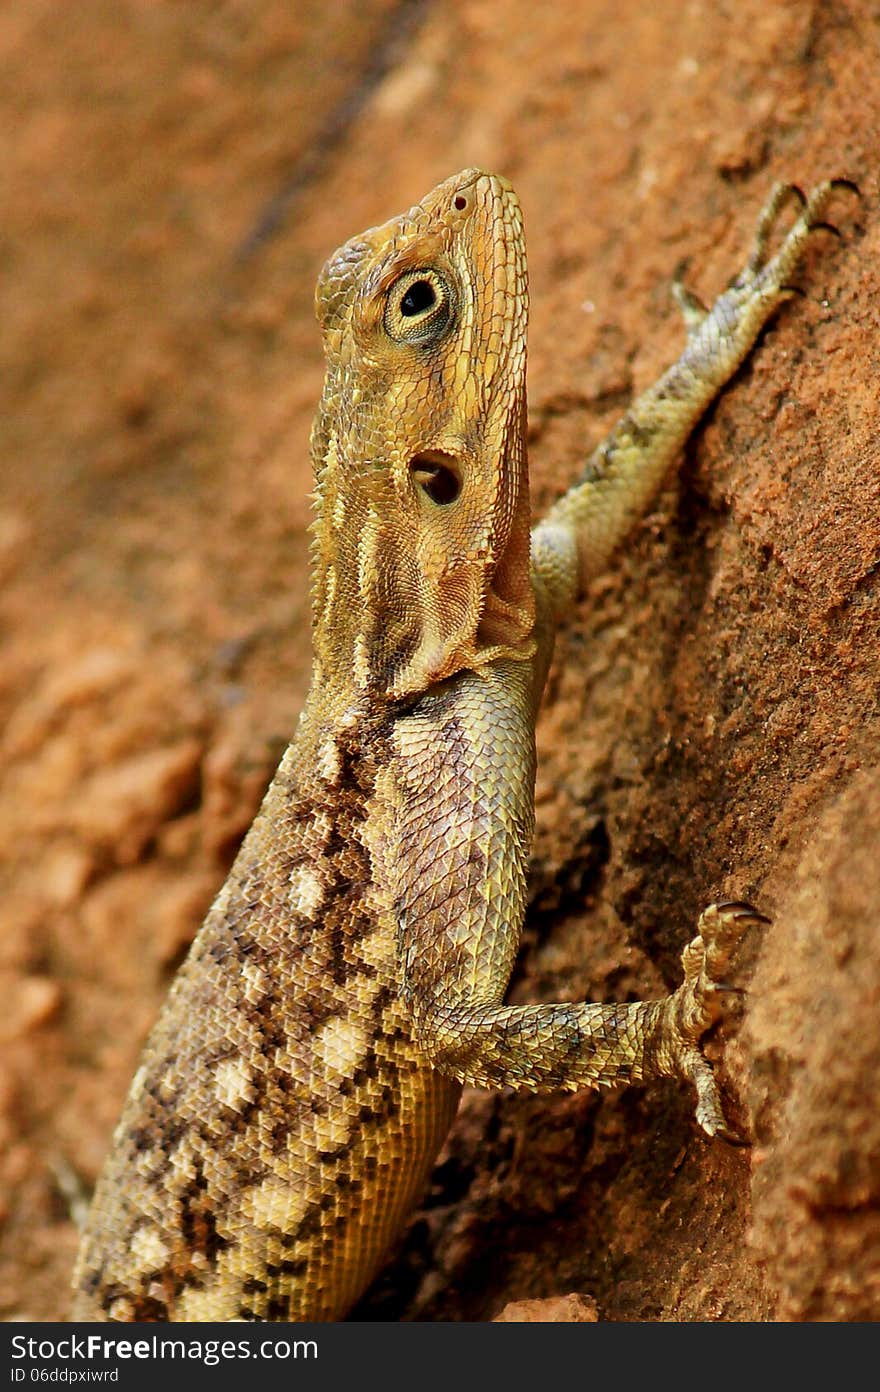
[741,179,855,291]
[716,1128,752,1149]
[671,275,709,335]
[829,176,861,196]
[710,899,771,924]
[665,900,767,1138]
[806,219,842,238]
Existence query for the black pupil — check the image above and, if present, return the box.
[400,280,436,317]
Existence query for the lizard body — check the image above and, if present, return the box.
[71,169,849,1321]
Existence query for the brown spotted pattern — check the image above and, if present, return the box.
[72,701,460,1319]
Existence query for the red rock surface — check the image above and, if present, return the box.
[1,0,877,1321]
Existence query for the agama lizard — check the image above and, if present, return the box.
[71,169,852,1321]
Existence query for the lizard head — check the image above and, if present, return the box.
[309,169,535,702]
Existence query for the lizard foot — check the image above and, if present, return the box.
[665,900,769,1140]
[735,177,860,304]
[671,179,859,349]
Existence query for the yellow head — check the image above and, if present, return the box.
[309,169,534,701]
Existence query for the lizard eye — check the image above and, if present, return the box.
[384,269,453,344]
[400,280,436,316]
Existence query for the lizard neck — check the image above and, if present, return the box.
[308,396,536,705]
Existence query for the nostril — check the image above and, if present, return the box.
[454,194,468,211]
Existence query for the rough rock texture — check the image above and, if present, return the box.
[1,0,877,1322]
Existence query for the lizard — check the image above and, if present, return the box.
[70,167,853,1322]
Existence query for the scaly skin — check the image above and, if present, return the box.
[71,170,850,1321]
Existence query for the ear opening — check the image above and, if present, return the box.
[409,451,463,506]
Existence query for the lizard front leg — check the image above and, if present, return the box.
[531,179,857,619]
[389,665,761,1135]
